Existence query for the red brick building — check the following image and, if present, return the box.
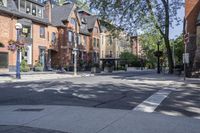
[185,0,200,76]
[0,0,101,72]
[131,36,142,57]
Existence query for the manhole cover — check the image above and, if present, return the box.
[14,108,44,112]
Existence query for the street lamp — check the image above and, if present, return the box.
[157,41,161,74]
[15,23,22,79]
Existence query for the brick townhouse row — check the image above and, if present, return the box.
[0,0,101,71]
[185,0,200,76]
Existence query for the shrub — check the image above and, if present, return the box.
[34,63,43,71]
[20,60,30,72]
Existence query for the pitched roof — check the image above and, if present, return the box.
[51,3,74,27]
[0,0,49,25]
[85,15,98,29]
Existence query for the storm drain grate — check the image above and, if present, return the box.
[14,108,44,112]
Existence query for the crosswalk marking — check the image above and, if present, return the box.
[133,88,175,113]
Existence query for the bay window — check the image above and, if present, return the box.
[0,0,7,6]
[26,1,31,14]
[19,0,43,18]
[20,0,26,12]
[32,4,36,16]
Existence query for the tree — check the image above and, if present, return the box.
[90,0,184,73]
[140,31,164,68]
[119,52,141,67]
[170,34,184,65]
[59,0,90,11]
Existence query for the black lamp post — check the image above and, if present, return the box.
[157,41,161,74]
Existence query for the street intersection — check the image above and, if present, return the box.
[0,71,199,133]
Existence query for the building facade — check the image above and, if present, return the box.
[0,0,101,72]
[185,0,200,76]
[100,25,131,69]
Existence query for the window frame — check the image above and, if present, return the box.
[40,26,45,38]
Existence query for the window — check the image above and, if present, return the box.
[94,27,98,33]
[70,18,76,28]
[110,51,112,57]
[97,39,100,48]
[110,36,112,45]
[78,35,81,45]
[37,6,43,17]
[0,52,8,68]
[21,25,31,38]
[20,0,26,12]
[51,32,56,45]
[93,38,96,47]
[32,4,36,16]
[26,1,31,14]
[40,26,45,38]
[0,0,7,6]
[84,36,87,46]
[68,31,73,42]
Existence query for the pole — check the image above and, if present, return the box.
[173,42,175,67]
[157,43,160,74]
[184,41,186,81]
[74,33,77,76]
[16,29,21,79]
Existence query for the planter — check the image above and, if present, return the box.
[104,66,113,73]
[91,67,101,73]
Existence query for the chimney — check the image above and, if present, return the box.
[44,0,52,23]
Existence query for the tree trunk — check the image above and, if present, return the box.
[164,37,174,74]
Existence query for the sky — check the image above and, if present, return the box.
[169,7,185,39]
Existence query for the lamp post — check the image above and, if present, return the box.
[15,23,22,79]
[157,41,161,74]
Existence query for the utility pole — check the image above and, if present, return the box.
[157,41,161,74]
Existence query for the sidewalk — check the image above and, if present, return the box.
[0,71,94,83]
[0,105,199,133]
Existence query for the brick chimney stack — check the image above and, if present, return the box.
[44,0,52,23]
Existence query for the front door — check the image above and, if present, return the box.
[39,48,45,69]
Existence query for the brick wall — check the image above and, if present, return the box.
[32,23,48,66]
[0,14,17,70]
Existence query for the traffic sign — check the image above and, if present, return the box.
[183,53,189,64]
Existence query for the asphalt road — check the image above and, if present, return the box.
[0,71,199,118]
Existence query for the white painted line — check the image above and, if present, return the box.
[133,88,175,113]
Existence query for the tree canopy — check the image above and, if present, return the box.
[90,0,184,73]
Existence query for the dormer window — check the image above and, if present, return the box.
[19,0,44,18]
[81,18,87,24]
[26,1,31,14]
[20,0,26,12]
[0,0,7,6]
[32,4,36,16]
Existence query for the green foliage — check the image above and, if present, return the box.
[119,52,141,67]
[20,60,30,72]
[139,31,164,68]
[34,62,43,71]
[170,34,184,65]
[59,0,90,11]
[90,0,184,73]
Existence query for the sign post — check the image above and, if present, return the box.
[183,33,189,81]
